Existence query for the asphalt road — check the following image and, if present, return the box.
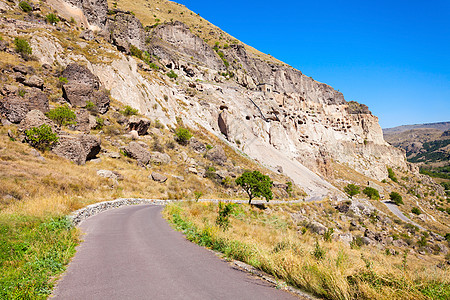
[382,200,425,230]
[52,205,299,299]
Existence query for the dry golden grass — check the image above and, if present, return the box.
[164,201,450,300]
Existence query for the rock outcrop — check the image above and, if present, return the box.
[0,90,49,124]
[52,134,101,165]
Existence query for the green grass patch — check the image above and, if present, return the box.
[0,215,79,299]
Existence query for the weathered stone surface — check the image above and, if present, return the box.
[123,141,151,164]
[218,110,229,138]
[23,75,44,90]
[75,109,93,132]
[97,169,123,181]
[19,109,55,131]
[150,172,168,183]
[189,138,206,153]
[206,145,227,165]
[0,90,49,124]
[52,134,101,165]
[62,63,100,89]
[93,90,110,114]
[62,83,93,107]
[307,221,327,235]
[150,152,171,165]
[13,65,29,75]
[127,116,151,135]
[0,85,18,96]
[79,29,95,41]
[108,11,145,53]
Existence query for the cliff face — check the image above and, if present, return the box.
[34,0,407,194]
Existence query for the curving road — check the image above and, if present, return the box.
[52,205,300,299]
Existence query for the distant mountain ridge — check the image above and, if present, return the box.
[383,121,450,134]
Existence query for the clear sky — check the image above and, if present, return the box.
[175,0,449,128]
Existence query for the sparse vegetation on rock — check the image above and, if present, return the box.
[390,191,404,205]
[24,124,59,151]
[344,184,360,199]
[46,105,77,127]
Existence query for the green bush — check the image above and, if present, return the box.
[121,105,138,116]
[311,240,326,260]
[19,1,32,12]
[24,124,59,151]
[46,13,60,24]
[85,101,96,113]
[215,202,234,231]
[166,70,178,79]
[390,192,403,205]
[387,167,398,183]
[13,38,32,56]
[129,44,143,59]
[411,207,421,215]
[46,105,76,126]
[235,170,273,204]
[94,117,104,129]
[363,187,380,200]
[175,127,192,145]
[193,191,202,202]
[344,184,360,199]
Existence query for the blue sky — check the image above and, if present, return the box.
[176,0,450,128]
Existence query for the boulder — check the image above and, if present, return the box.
[150,172,167,183]
[338,233,353,245]
[62,63,100,89]
[218,110,229,138]
[62,83,93,107]
[189,138,206,153]
[0,90,49,124]
[52,134,101,165]
[307,221,327,235]
[19,110,55,132]
[0,85,19,96]
[93,90,110,114]
[13,65,29,75]
[150,152,171,165]
[123,141,152,164]
[75,109,94,132]
[129,130,139,140]
[127,116,151,135]
[206,145,227,165]
[24,75,44,90]
[188,167,198,174]
[97,170,123,181]
[79,29,95,41]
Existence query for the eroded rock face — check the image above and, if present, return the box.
[64,0,108,30]
[189,138,206,153]
[52,134,101,165]
[107,11,145,53]
[149,21,225,71]
[19,109,55,132]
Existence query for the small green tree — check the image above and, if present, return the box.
[175,127,192,145]
[363,187,380,200]
[166,70,178,79]
[46,105,76,126]
[411,207,421,215]
[344,184,360,199]
[389,191,403,205]
[19,1,32,12]
[215,202,234,231]
[121,105,138,116]
[387,167,398,183]
[46,13,60,25]
[14,38,32,57]
[235,171,273,204]
[24,125,59,151]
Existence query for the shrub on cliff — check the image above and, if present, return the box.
[24,125,59,151]
[344,184,360,199]
[175,127,192,145]
[19,1,32,12]
[363,187,380,200]
[46,105,76,127]
[389,192,403,205]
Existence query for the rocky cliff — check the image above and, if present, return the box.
[1,0,409,197]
